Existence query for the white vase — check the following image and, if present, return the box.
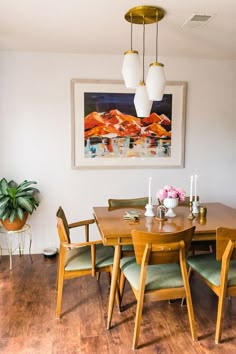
[163,198,178,217]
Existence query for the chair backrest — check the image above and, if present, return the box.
[216,227,236,261]
[132,226,195,265]
[56,206,71,243]
[108,197,148,210]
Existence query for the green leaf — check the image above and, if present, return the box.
[0,208,11,221]
[7,187,17,199]
[9,209,17,222]
[16,188,39,197]
[8,180,18,188]
[17,197,34,213]
[0,178,9,195]
[0,207,8,218]
[0,196,10,209]
[16,181,37,192]
[34,200,39,207]
[16,207,24,220]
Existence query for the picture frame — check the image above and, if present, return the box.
[71,79,187,169]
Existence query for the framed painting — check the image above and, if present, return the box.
[71,79,187,169]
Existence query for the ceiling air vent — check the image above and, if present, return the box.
[182,13,214,28]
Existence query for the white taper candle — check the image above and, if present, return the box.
[190,175,193,202]
[194,175,198,201]
[148,177,152,205]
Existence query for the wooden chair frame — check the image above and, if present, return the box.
[56,207,113,319]
[120,226,197,349]
[188,226,236,343]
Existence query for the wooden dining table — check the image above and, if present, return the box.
[93,202,236,329]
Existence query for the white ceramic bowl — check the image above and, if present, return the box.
[43,247,58,257]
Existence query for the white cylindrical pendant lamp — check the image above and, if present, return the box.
[146,62,166,101]
[134,82,153,117]
[122,50,141,89]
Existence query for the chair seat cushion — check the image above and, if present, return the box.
[120,257,184,291]
[65,244,114,271]
[122,244,134,252]
[187,253,236,287]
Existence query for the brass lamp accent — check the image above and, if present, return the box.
[124,6,165,24]
[122,5,166,117]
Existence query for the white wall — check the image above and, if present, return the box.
[0,52,236,253]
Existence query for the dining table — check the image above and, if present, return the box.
[93,202,236,329]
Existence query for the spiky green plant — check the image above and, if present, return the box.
[0,178,40,222]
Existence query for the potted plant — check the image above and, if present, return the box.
[0,178,40,231]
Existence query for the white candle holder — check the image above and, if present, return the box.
[192,201,200,214]
[144,203,155,217]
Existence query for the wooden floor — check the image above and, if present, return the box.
[0,255,236,353]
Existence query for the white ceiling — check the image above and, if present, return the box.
[1,0,236,60]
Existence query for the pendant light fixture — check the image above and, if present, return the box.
[122,5,166,115]
[146,10,166,101]
[122,16,141,89]
[134,18,152,117]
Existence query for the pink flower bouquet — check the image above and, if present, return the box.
[157,185,185,203]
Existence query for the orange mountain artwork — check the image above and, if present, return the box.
[84,109,171,158]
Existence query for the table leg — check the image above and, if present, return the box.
[107,244,121,330]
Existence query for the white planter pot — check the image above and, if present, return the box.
[163,198,178,217]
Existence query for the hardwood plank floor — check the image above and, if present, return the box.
[0,254,236,353]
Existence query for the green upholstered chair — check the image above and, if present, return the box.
[187,227,236,344]
[108,197,148,256]
[108,197,148,210]
[56,206,114,319]
[119,226,197,349]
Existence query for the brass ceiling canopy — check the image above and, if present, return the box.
[124,5,165,25]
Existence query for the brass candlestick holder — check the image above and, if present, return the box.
[188,201,195,220]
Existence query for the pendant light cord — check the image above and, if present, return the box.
[142,18,145,82]
[130,14,133,50]
[155,11,158,63]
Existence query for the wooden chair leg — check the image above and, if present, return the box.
[215,293,225,344]
[185,286,197,341]
[115,268,122,310]
[96,272,101,281]
[106,271,111,284]
[56,265,59,291]
[56,255,62,291]
[115,286,121,311]
[181,267,192,306]
[107,245,121,330]
[56,274,64,319]
[132,290,145,350]
[181,263,197,341]
[119,271,126,305]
